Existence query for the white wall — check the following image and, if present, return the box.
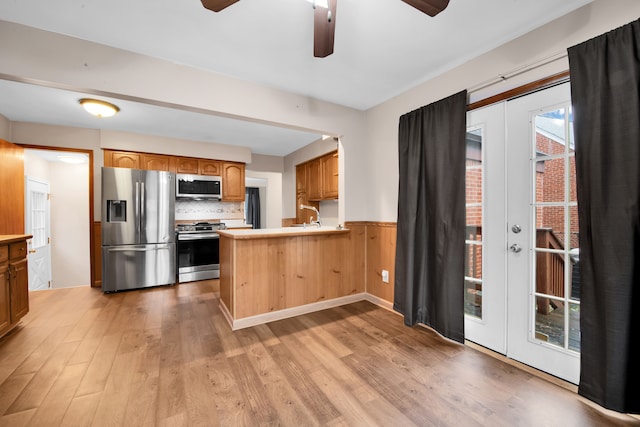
[24,151,51,182]
[12,123,102,219]
[0,114,9,140]
[0,20,368,221]
[364,0,640,221]
[246,171,282,229]
[248,154,284,173]
[49,162,90,288]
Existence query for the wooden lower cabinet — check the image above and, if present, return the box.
[0,260,10,332]
[219,228,362,326]
[0,236,30,338]
[10,257,28,322]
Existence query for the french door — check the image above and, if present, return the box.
[465,82,580,384]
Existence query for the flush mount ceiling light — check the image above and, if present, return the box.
[57,155,86,164]
[79,98,120,118]
[306,0,329,7]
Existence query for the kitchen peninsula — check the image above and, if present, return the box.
[218,226,364,329]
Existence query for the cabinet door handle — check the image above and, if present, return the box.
[29,249,37,254]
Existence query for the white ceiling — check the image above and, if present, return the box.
[0,0,592,156]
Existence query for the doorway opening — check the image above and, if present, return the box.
[23,146,94,289]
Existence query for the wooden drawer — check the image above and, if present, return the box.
[0,245,7,263]
[9,241,27,260]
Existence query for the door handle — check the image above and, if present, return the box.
[511,224,522,233]
[510,244,522,253]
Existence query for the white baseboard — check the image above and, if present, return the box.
[220,292,395,330]
[229,293,368,330]
[363,293,395,312]
[218,299,234,328]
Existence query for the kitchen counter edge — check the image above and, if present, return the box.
[217,227,349,240]
[0,234,33,244]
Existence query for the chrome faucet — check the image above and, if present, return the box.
[300,204,321,227]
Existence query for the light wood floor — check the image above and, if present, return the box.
[0,281,637,426]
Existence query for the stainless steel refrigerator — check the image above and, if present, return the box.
[102,167,176,292]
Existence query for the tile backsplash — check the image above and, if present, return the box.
[175,200,244,221]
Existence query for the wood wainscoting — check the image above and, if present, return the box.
[345,221,397,306]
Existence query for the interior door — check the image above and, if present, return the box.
[506,82,580,384]
[25,177,51,290]
[465,82,580,384]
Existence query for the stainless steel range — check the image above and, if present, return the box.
[176,222,226,283]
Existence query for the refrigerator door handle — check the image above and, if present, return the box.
[135,181,141,236]
[141,182,145,223]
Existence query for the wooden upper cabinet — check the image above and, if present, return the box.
[176,157,222,175]
[176,157,199,174]
[321,152,339,199]
[198,159,221,176]
[222,162,245,202]
[296,164,306,194]
[141,154,175,173]
[306,159,322,201]
[106,150,141,169]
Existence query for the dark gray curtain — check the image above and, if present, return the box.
[393,90,467,343]
[246,187,261,229]
[568,19,640,413]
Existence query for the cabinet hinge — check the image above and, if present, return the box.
[48,237,51,244]
[48,281,51,289]
[47,193,51,200]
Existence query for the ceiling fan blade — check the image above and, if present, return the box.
[201,0,240,12]
[401,0,449,17]
[314,0,337,58]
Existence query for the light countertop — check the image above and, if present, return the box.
[217,226,349,240]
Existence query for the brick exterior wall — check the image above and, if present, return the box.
[535,133,579,249]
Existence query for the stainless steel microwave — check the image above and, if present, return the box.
[176,174,222,200]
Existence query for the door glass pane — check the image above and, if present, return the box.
[535,108,567,157]
[532,105,580,354]
[569,302,581,352]
[465,128,483,319]
[464,279,482,319]
[535,251,565,298]
[535,295,565,348]
[31,191,47,248]
[569,155,577,203]
[535,158,565,203]
[535,206,566,248]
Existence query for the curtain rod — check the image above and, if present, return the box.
[468,51,568,95]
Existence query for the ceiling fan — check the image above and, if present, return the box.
[200,0,450,58]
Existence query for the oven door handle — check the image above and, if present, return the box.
[178,233,220,241]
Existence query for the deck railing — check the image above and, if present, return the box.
[536,228,565,315]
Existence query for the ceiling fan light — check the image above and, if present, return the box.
[79,98,120,118]
[306,0,329,8]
